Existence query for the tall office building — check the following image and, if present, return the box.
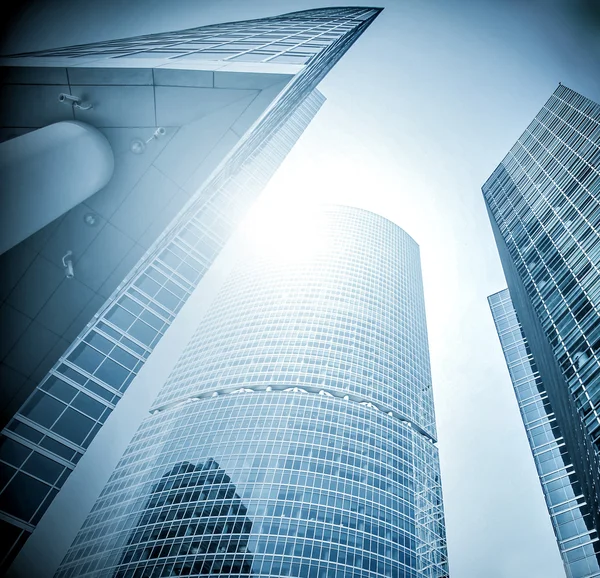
[489,289,600,577]
[0,8,382,570]
[55,206,449,578]
[483,85,600,575]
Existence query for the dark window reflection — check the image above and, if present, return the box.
[113,459,253,577]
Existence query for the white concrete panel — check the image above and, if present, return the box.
[31,336,70,383]
[0,364,28,415]
[71,85,155,127]
[138,188,190,249]
[40,204,106,267]
[153,68,213,88]
[0,304,31,360]
[153,93,257,187]
[0,242,38,301]
[154,85,256,126]
[3,319,60,377]
[85,127,177,219]
[183,129,240,195]
[35,277,95,335]
[214,71,292,90]
[75,223,135,292]
[110,166,180,242]
[97,242,146,300]
[67,67,153,86]
[97,126,176,157]
[0,84,73,127]
[1,66,68,85]
[63,293,106,343]
[155,61,224,71]
[230,80,288,137]
[22,214,66,254]
[5,255,64,319]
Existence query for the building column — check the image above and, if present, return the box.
[0,121,114,255]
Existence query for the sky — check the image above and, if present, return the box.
[3,1,600,577]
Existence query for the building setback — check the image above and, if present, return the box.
[54,205,449,578]
[483,84,600,575]
[0,7,382,570]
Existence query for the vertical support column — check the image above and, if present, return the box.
[0,121,114,255]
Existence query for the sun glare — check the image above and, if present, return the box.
[239,199,329,262]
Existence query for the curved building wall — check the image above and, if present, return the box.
[55,206,448,578]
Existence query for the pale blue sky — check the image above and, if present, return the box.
[4,1,599,576]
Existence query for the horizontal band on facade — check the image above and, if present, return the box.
[149,385,437,444]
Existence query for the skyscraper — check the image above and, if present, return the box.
[483,85,600,574]
[489,289,600,577]
[54,205,449,578]
[0,8,382,570]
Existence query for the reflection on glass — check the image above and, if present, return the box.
[113,459,253,577]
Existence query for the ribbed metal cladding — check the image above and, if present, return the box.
[483,84,600,563]
[54,206,449,578]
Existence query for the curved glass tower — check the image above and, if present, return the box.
[55,206,449,578]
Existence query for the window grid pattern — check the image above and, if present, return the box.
[0,84,327,568]
[55,206,448,578]
[489,289,600,578]
[482,84,600,452]
[7,8,379,67]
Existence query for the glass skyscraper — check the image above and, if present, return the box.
[0,8,382,571]
[54,206,449,578]
[489,290,600,578]
[483,84,600,575]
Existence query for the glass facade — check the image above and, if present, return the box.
[0,7,383,570]
[54,206,449,578]
[8,7,380,66]
[489,289,600,577]
[483,84,600,568]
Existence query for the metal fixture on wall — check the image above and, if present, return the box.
[62,250,74,279]
[58,93,93,111]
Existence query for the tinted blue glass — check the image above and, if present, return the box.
[22,453,64,485]
[20,392,65,429]
[0,473,50,522]
[94,359,129,389]
[51,409,95,446]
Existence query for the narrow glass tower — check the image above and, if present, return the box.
[55,206,449,578]
[483,84,600,574]
[489,289,600,578]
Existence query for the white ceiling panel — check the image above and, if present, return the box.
[154,86,257,126]
[36,276,95,335]
[75,223,135,291]
[0,242,38,302]
[0,303,31,359]
[110,165,180,242]
[72,85,156,127]
[97,242,146,300]
[153,94,256,187]
[0,84,74,127]
[40,204,106,266]
[5,255,64,318]
[3,319,60,376]
[67,67,153,86]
